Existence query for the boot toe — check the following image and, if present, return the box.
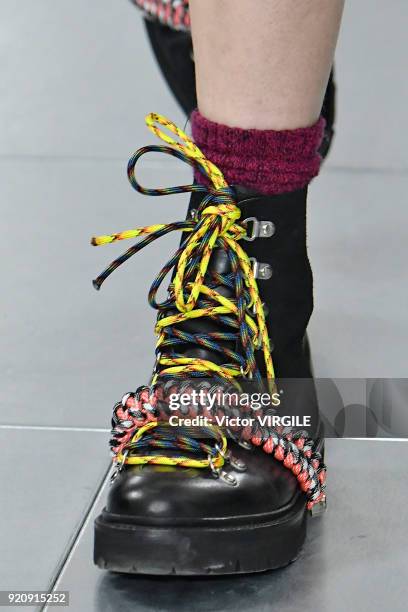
[106,442,302,524]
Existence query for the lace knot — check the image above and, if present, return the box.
[91,113,275,383]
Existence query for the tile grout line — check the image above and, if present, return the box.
[40,463,112,612]
[332,437,408,442]
[0,424,109,433]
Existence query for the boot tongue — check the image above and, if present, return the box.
[206,247,230,276]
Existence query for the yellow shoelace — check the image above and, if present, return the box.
[92,113,275,385]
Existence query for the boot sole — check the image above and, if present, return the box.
[94,491,308,575]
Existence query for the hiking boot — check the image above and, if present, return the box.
[92,114,326,575]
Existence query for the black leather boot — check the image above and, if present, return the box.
[92,115,326,575]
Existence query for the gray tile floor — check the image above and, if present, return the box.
[50,440,408,612]
[1,1,407,610]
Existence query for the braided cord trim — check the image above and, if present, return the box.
[92,113,326,509]
[132,0,191,31]
[111,386,327,510]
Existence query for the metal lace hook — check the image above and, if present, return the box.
[226,427,253,451]
[215,443,247,472]
[110,449,129,484]
[208,453,238,486]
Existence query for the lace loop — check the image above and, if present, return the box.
[116,420,227,470]
[91,113,274,384]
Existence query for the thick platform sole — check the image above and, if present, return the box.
[94,492,308,576]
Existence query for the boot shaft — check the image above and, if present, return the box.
[187,186,314,378]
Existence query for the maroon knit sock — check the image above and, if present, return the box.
[191,110,325,195]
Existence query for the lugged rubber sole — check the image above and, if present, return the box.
[94,492,308,575]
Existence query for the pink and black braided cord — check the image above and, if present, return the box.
[110,384,327,510]
[132,0,190,31]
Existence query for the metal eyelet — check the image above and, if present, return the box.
[151,351,162,376]
[243,217,275,241]
[227,428,254,451]
[240,365,253,380]
[110,449,129,484]
[246,301,269,318]
[215,444,247,472]
[243,217,259,242]
[310,497,327,517]
[260,221,275,238]
[249,257,273,280]
[227,454,247,472]
[208,454,219,477]
[220,471,238,486]
[208,454,238,486]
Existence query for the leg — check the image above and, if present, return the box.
[190,0,344,129]
[94,0,343,576]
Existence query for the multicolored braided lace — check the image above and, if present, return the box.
[91,113,326,511]
[92,113,274,384]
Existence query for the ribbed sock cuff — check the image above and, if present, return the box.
[191,110,325,195]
